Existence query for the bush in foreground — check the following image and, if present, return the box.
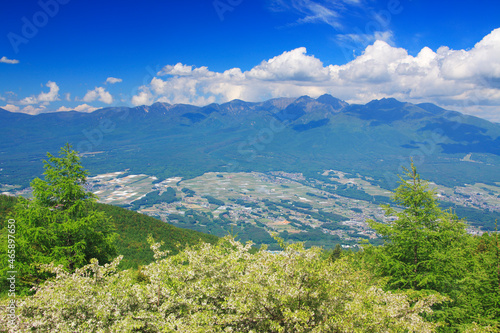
[1,236,446,332]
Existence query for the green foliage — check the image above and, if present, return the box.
[2,237,444,332]
[0,193,219,271]
[181,187,196,197]
[362,163,500,331]
[167,209,275,246]
[328,243,343,262]
[438,202,500,231]
[0,195,16,219]
[321,183,391,205]
[204,195,225,206]
[95,203,219,269]
[229,198,259,208]
[368,162,467,290]
[1,145,117,293]
[129,187,179,210]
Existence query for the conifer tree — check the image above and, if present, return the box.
[1,144,116,292]
[368,162,466,291]
[363,163,500,331]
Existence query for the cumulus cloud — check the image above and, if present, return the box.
[247,48,329,81]
[131,28,500,121]
[157,63,212,77]
[2,82,102,115]
[440,30,500,83]
[1,104,20,112]
[83,87,113,104]
[57,104,99,113]
[20,81,60,105]
[2,102,45,115]
[0,56,19,64]
[131,87,154,106]
[105,77,123,84]
[19,105,47,115]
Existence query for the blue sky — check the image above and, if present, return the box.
[1,0,499,121]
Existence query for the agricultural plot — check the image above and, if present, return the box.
[183,172,317,203]
[88,172,156,205]
[79,169,497,248]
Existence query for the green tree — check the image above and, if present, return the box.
[1,144,116,292]
[361,163,499,331]
[367,162,466,291]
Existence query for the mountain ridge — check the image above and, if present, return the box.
[1,95,499,189]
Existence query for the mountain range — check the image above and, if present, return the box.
[1,94,500,189]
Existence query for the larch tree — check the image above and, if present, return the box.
[367,162,467,291]
[0,144,117,292]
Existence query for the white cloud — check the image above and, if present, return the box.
[131,28,500,121]
[269,0,357,29]
[0,104,46,115]
[157,63,212,77]
[20,81,60,105]
[131,87,154,106]
[293,0,342,28]
[19,105,46,115]
[37,81,60,103]
[57,104,99,113]
[440,29,500,82]
[0,56,19,64]
[1,104,20,112]
[105,77,123,84]
[83,87,113,104]
[247,47,329,81]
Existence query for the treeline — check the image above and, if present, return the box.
[94,203,219,268]
[0,195,218,270]
[203,195,225,206]
[305,174,392,205]
[129,187,179,210]
[439,201,500,231]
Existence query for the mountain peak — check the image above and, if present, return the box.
[316,94,348,110]
[222,99,254,107]
[366,97,404,108]
[295,95,315,103]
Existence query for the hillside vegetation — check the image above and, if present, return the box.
[0,195,218,269]
[1,146,499,332]
[94,202,219,268]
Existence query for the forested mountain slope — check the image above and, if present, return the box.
[1,95,500,189]
[0,195,218,268]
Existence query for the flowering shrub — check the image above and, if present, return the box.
[1,237,445,332]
